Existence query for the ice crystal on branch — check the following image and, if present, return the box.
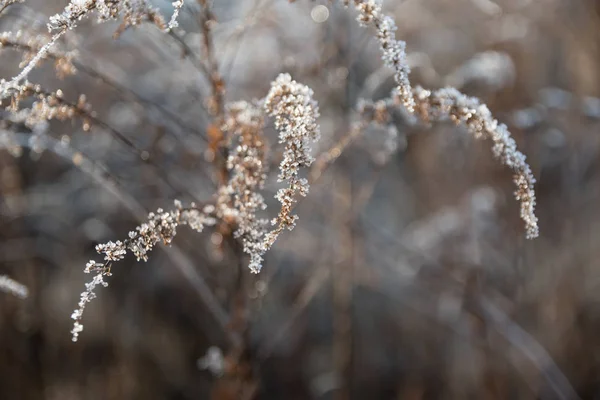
[71,262,110,342]
[216,75,322,273]
[264,74,321,183]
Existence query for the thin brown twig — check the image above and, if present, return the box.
[195,0,231,189]
[198,0,225,120]
[167,30,211,77]
[309,121,368,182]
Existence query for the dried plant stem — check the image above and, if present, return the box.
[74,60,211,143]
[477,298,580,400]
[332,176,355,400]
[193,0,231,191]
[2,130,134,204]
[166,29,230,174]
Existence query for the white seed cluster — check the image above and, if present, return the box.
[215,76,322,274]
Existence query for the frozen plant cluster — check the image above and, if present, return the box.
[217,74,322,273]
[258,73,321,272]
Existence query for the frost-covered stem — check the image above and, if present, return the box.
[0,32,64,99]
[70,202,217,341]
[345,0,415,111]
[411,87,539,238]
[0,31,78,79]
[0,0,85,96]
